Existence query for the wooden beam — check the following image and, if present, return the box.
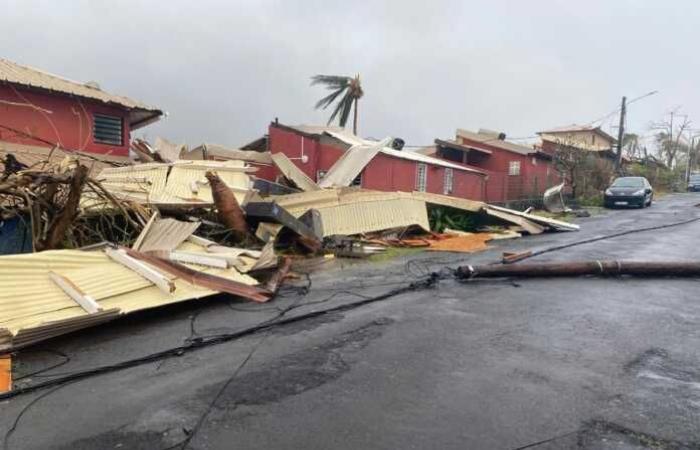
[105,247,175,293]
[48,272,103,314]
[167,251,229,269]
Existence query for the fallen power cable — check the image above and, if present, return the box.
[0,275,440,401]
[458,260,700,279]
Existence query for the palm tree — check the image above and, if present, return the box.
[311,74,363,135]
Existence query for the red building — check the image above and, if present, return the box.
[428,129,559,203]
[0,58,162,167]
[266,122,488,200]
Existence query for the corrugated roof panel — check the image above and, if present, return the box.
[0,242,261,350]
[0,58,159,113]
[317,198,429,236]
[161,163,250,205]
[137,218,200,252]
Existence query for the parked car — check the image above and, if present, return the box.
[688,174,700,192]
[603,177,653,208]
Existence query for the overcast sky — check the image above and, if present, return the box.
[4,0,698,149]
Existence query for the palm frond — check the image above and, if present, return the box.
[327,91,352,126]
[314,87,346,110]
[338,92,354,127]
[311,74,351,88]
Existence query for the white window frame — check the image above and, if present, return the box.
[443,168,454,195]
[416,163,427,192]
[508,161,521,176]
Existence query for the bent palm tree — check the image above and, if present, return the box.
[311,74,363,135]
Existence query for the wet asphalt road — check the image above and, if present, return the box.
[2,194,700,450]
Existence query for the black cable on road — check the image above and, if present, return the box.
[0,275,439,402]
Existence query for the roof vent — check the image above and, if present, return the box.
[84,81,101,90]
[391,137,405,151]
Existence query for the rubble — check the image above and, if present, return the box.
[0,218,286,352]
[0,138,583,358]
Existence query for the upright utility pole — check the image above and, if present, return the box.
[615,96,627,174]
[687,136,694,184]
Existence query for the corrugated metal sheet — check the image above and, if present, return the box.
[0,58,159,113]
[0,239,261,351]
[411,191,484,213]
[270,153,320,191]
[182,144,273,164]
[316,198,429,236]
[318,144,383,188]
[0,141,128,176]
[134,218,200,252]
[269,189,430,237]
[88,160,252,208]
[161,162,251,204]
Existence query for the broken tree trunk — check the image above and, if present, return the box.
[205,170,249,242]
[456,261,700,279]
[36,165,88,251]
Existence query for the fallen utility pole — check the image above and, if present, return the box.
[457,260,700,279]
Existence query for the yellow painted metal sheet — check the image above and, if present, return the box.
[88,160,251,209]
[315,198,429,237]
[161,162,250,205]
[0,240,261,351]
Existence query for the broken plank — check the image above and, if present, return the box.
[105,247,175,294]
[48,272,103,314]
[166,251,229,269]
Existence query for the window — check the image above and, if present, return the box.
[316,170,327,182]
[508,161,521,176]
[351,171,362,186]
[591,134,596,145]
[93,114,123,146]
[443,168,454,195]
[416,163,427,192]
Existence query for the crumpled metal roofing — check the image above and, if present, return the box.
[271,153,320,191]
[271,189,430,236]
[0,58,160,114]
[88,160,253,208]
[0,239,260,351]
[322,130,484,174]
[0,141,128,176]
[182,144,273,164]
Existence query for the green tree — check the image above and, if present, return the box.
[311,74,364,134]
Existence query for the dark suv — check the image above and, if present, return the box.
[604,177,653,208]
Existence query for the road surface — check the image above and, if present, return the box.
[2,194,700,449]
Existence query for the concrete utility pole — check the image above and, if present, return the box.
[615,96,627,174]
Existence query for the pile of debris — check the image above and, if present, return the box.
[0,140,580,357]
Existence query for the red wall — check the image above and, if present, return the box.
[268,125,344,182]
[0,84,131,156]
[267,124,486,200]
[362,153,485,200]
[457,136,559,202]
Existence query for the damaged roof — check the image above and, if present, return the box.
[537,124,617,143]
[0,58,162,129]
[456,129,538,156]
[278,123,486,178]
